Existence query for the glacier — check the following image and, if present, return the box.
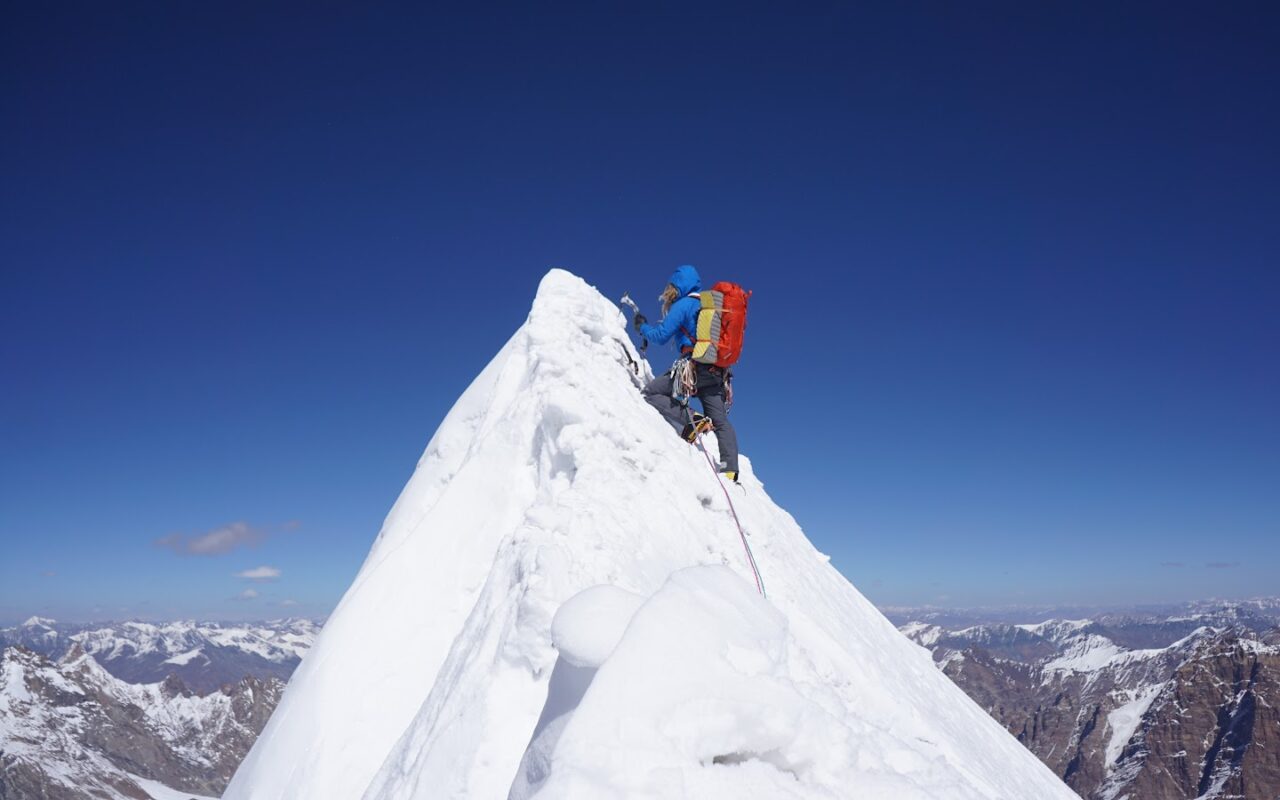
[224,269,1075,799]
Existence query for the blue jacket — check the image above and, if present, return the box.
[640,265,702,352]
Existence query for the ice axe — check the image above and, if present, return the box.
[620,293,648,355]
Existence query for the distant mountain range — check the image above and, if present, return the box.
[0,617,319,799]
[892,599,1280,800]
[0,616,319,694]
[6,601,1278,800]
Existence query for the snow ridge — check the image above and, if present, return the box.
[225,269,1075,800]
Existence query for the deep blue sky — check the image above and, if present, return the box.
[2,2,1277,622]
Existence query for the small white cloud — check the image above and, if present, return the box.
[280,599,299,607]
[236,588,260,601]
[235,565,282,581]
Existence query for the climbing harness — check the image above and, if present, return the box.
[672,357,698,400]
[672,357,733,410]
[684,405,766,598]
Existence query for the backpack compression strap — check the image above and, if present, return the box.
[679,291,722,363]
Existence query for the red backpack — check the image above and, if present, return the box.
[683,281,751,368]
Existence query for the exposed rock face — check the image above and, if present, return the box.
[1098,634,1280,800]
[0,645,284,799]
[899,607,1280,800]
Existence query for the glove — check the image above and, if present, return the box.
[633,312,647,332]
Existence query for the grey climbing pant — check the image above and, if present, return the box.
[642,362,739,474]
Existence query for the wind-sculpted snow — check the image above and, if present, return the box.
[226,269,1075,800]
[548,585,646,669]
[515,566,1026,799]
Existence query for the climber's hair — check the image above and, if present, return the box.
[659,283,680,315]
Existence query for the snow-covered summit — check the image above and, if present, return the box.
[225,269,1074,799]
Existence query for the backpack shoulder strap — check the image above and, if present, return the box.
[677,292,703,351]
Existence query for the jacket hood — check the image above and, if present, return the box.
[668,264,701,297]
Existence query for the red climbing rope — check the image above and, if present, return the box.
[694,434,766,598]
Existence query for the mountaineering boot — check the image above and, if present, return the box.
[681,413,714,443]
[717,461,739,483]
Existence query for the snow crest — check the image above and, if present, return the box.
[225,269,1075,800]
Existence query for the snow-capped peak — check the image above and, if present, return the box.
[20,616,56,628]
[226,269,1075,800]
[1,645,279,799]
[1015,617,1092,638]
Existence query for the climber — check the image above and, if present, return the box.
[631,264,740,482]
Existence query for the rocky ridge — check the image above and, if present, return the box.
[897,602,1280,800]
[0,644,283,799]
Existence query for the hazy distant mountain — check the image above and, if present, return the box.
[882,596,1280,632]
[897,599,1280,799]
[0,616,320,694]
